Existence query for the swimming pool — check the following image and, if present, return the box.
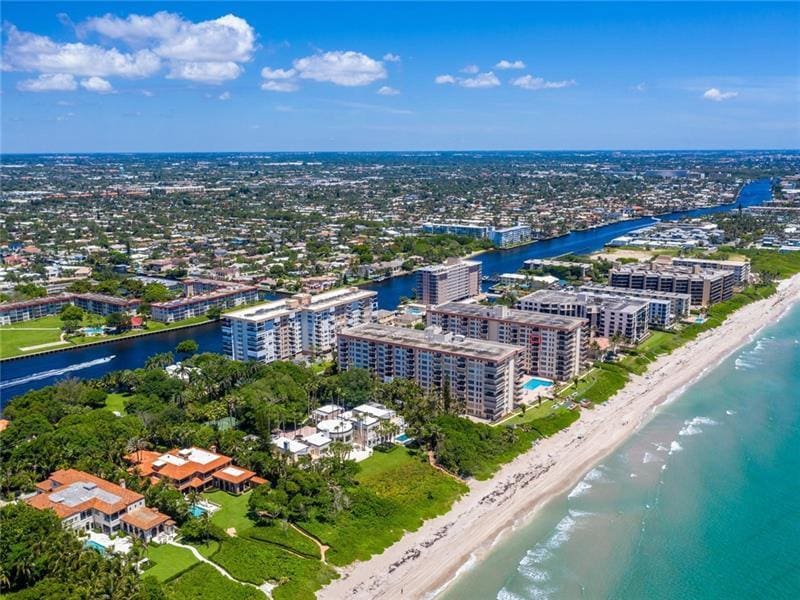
[82,326,105,335]
[84,540,107,554]
[395,433,412,444]
[523,377,554,391]
[189,504,208,518]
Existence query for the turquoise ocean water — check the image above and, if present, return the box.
[443,302,800,600]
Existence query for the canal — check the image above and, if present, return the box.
[0,178,773,402]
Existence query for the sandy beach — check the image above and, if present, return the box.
[318,273,800,600]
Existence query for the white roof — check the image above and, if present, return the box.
[353,403,394,419]
[317,418,354,434]
[304,433,332,447]
[272,436,309,454]
[315,404,340,415]
[221,467,245,477]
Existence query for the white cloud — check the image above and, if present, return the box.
[17,73,77,92]
[292,51,387,86]
[460,72,500,88]
[632,82,647,92]
[167,60,242,84]
[460,64,480,74]
[383,53,401,62]
[261,80,299,93]
[435,72,500,88]
[495,59,525,70]
[4,12,256,87]
[82,12,256,63]
[377,85,400,96]
[3,25,161,78]
[703,87,738,101]
[510,75,576,90]
[261,67,296,80]
[218,91,231,100]
[80,76,114,93]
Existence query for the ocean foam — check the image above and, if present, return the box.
[642,451,660,464]
[630,473,638,478]
[568,481,592,499]
[668,441,683,454]
[679,424,702,436]
[583,467,606,482]
[726,410,737,416]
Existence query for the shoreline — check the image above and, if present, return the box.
[318,272,800,600]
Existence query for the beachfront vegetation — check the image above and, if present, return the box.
[299,446,467,565]
[164,563,262,600]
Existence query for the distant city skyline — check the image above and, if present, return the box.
[1,1,798,152]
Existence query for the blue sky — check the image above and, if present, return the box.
[2,2,798,152]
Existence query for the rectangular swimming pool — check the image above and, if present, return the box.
[189,504,207,518]
[523,377,554,391]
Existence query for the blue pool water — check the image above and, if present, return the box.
[82,326,105,335]
[523,377,554,391]
[84,540,107,554]
[395,433,411,444]
[189,504,207,518]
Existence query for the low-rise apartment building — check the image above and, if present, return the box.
[72,293,141,316]
[222,287,377,363]
[150,285,258,322]
[415,258,482,305]
[427,302,587,381]
[0,294,73,325]
[27,469,174,543]
[337,323,524,421]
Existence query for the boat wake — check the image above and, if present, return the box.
[0,356,116,390]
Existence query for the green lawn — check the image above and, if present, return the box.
[104,392,129,414]
[211,537,337,600]
[0,314,211,359]
[243,523,321,559]
[301,447,467,566]
[202,489,256,534]
[165,563,263,600]
[0,316,65,358]
[502,399,557,427]
[144,543,200,582]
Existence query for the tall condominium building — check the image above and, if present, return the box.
[337,324,524,421]
[427,302,587,381]
[579,284,691,326]
[223,287,377,363]
[415,257,482,305]
[518,289,649,343]
[609,264,735,306]
[670,257,750,285]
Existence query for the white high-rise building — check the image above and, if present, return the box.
[223,287,377,363]
[338,323,524,421]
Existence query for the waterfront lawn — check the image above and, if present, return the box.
[502,400,557,427]
[0,315,65,358]
[211,537,337,600]
[580,363,630,404]
[301,446,467,566]
[243,523,321,559]
[165,563,262,600]
[202,489,255,534]
[144,543,200,582]
[524,408,581,437]
[68,315,210,346]
[104,392,129,414]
